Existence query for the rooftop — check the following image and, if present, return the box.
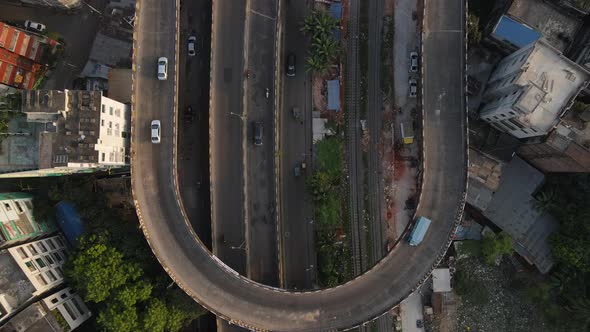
[507,0,581,52]
[467,148,503,211]
[515,40,590,133]
[0,250,35,322]
[483,156,556,273]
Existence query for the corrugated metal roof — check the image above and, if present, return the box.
[327,80,340,111]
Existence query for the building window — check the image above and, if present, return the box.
[101,119,104,126]
[14,201,23,213]
[52,252,63,262]
[508,118,525,129]
[115,109,121,117]
[25,261,37,272]
[47,240,56,250]
[4,203,12,211]
[51,298,59,304]
[17,248,29,259]
[35,274,48,286]
[72,297,85,316]
[27,244,38,255]
[24,200,32,210]
[37,242,48,253]
[45,270,57,282]
[108,121,112,128]
[54,267,63,278]
[45,255,54,264]
[101,105,105,113]
[35,257,47,268]
[101,153,105,162]
[61,293,68,299]
[531,127,538,133]
[109,107,113,115]
[63,302,78,320]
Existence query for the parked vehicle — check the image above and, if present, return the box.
[291,106,301,120]
[286,53,296,77]
[408,216,431,246]
[157,57,168,80]
[188,36,197,56]
[151,120,161,144]
[24,20,46,32]
[253,122,263,146]
[409,79,417,98]
[416,319,423,328]
[409,51,419,72]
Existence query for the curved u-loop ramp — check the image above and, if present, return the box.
[130,0,466,331]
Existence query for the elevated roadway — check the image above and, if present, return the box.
[131,0,466,330]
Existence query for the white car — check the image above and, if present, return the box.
[188,36,197,56]
[157,57,168,80]
[151,120,161,144]
[24,20,46,33]
[409,79,417,98]
[409,51,419,73]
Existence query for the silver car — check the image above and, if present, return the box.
[188,36,197,56]
[157,57,168,80]
[151,120,161,144]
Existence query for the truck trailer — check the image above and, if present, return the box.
[408,216,432,246]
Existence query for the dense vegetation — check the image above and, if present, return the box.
[524,174,590,330]
[36,177,206,332]
[307,137,351,286]
[301,10,341,74]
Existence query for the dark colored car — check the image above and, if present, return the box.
[253,122,263,146]
[286,53,296,77]
[416,319,423,328]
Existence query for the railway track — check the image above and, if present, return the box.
[345,0,366,277]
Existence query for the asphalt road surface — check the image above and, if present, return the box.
[280,0,316,290]
[131,0,466,330]
[209,0,247,275]
[244,0,279,287]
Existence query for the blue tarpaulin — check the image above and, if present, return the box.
[493,15,541,48]
[55,201,84,246]
[327,80,340,111]
[329,3,342,20]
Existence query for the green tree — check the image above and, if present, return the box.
[65,234,143,303]
[316,138,342,179]
[317,193,341,227]
[467,13,482,45]
[533,188,556,212]
[481,232,513,264]
[301,10,340,74]
[550,234,590,273]
[142,298,168,332]
[307,171,333,201]
[97,304,139,332]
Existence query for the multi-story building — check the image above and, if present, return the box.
[19,0,80,10]
[0,22,59,90]
[479,39,590,139]
[0,89,130,177]
[518,122,590,172]
[0,193,55,249]
[0,236,91,331]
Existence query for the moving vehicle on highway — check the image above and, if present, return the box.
[409,51,419,72]
[24,20,46,33]
[409,79,417,98]
[253,122,263,146]
[151,120,161,144]
[408,216,432,246]
[286,53,296,77]
[188,36,197,56]
[157,57,168,80]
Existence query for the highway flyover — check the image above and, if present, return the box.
[130,0,467,330]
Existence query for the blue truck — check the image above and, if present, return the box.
[408,216,432,246]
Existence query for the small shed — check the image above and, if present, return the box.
[432,268,452,292]
[400,121,414,144]
[55,201,84,246]
[327,80,340,111]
